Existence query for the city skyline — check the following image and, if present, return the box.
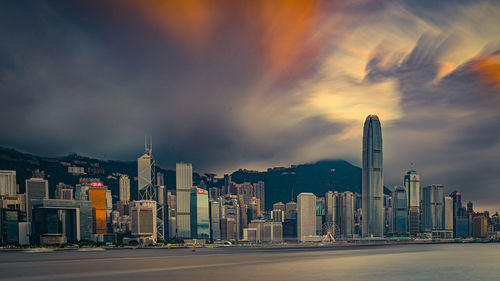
[1,2,500,280]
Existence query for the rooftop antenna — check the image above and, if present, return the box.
[145,135,152,155]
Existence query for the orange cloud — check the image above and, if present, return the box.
[468,54,500,91]
[121,0,351,80]
[125,0,216,51]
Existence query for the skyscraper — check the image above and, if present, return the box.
[338,192,355,238]
[190,187,210,239]
[209,201,221,241]
[119,175,130,202]
[176,162,192,238]
[131,200,157,243]
[88,187,107,234]
[0,170,16,197]
[421,184,445,232]
[297,192,316,242]
[393,186,408,235]
[404,170,420,211]
[362,115,383,238]
[404,169,421,235]
[325,191,337,226]
[285,201,297,220]
[443,196,454,231]
[253,181,265,212]
[137,153,153,200]
[449,191,466,237]
[25,178,49,221]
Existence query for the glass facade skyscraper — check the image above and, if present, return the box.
[362,115,384,237]
[190,187,210,239]
[421,184,444,231]
[393,186,408,235]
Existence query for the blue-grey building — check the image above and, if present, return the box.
[393,186,408,235]
[0,209,19,244]
[422,184,445,232]
[209,201,221,241]
[190,187,210,239]
[455,216,470,238]
[362,115,384,237]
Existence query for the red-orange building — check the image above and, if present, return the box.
[88,187,107,234]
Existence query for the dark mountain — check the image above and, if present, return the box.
[0,147,389,208]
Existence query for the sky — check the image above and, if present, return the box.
[1,0,499,211]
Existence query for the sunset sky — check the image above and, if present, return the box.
[1,0,499,210]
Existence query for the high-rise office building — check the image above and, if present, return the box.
[166,191,177,239]
[404,170,420,211]
[297,193,316,242]
[25,178,49,221]
[393,186,408,235]
[338,192,355,238]
[238,182,254,206]
[450,191,466,237]
[325,191,337,225]
[422,184,445,232]
[315,197,325,235]
[88,187,107,234]
[190,187,210,239]
[362,114,384,237]
[285,201,297,220]
[131,200,157,242]
[55,183,73,200]
[467,201,474,214]
[0,208,19,244]
[404,169,420,235]
[119,175,130,202]
[137,153,154,200]
[209,187,221,202]
[220,195,240,241]
[156,172,165,187]
[176,163,192,238]
[223,174,231,195]
[472,216,487,238]
[444,196,454,231]
[248,197,261,220]
[253,181,265,212]
[210,201,221,241]
[0,170,16,197]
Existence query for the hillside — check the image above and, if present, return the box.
[0,147,389,208]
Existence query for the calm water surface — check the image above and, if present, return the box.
[0,243,498,281]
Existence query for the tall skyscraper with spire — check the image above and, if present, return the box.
[404,169,420,209]
[137,136,155,200]
[362,115,384,237]
[404,169,421,235]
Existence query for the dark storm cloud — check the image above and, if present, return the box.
[0,0,353,173]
